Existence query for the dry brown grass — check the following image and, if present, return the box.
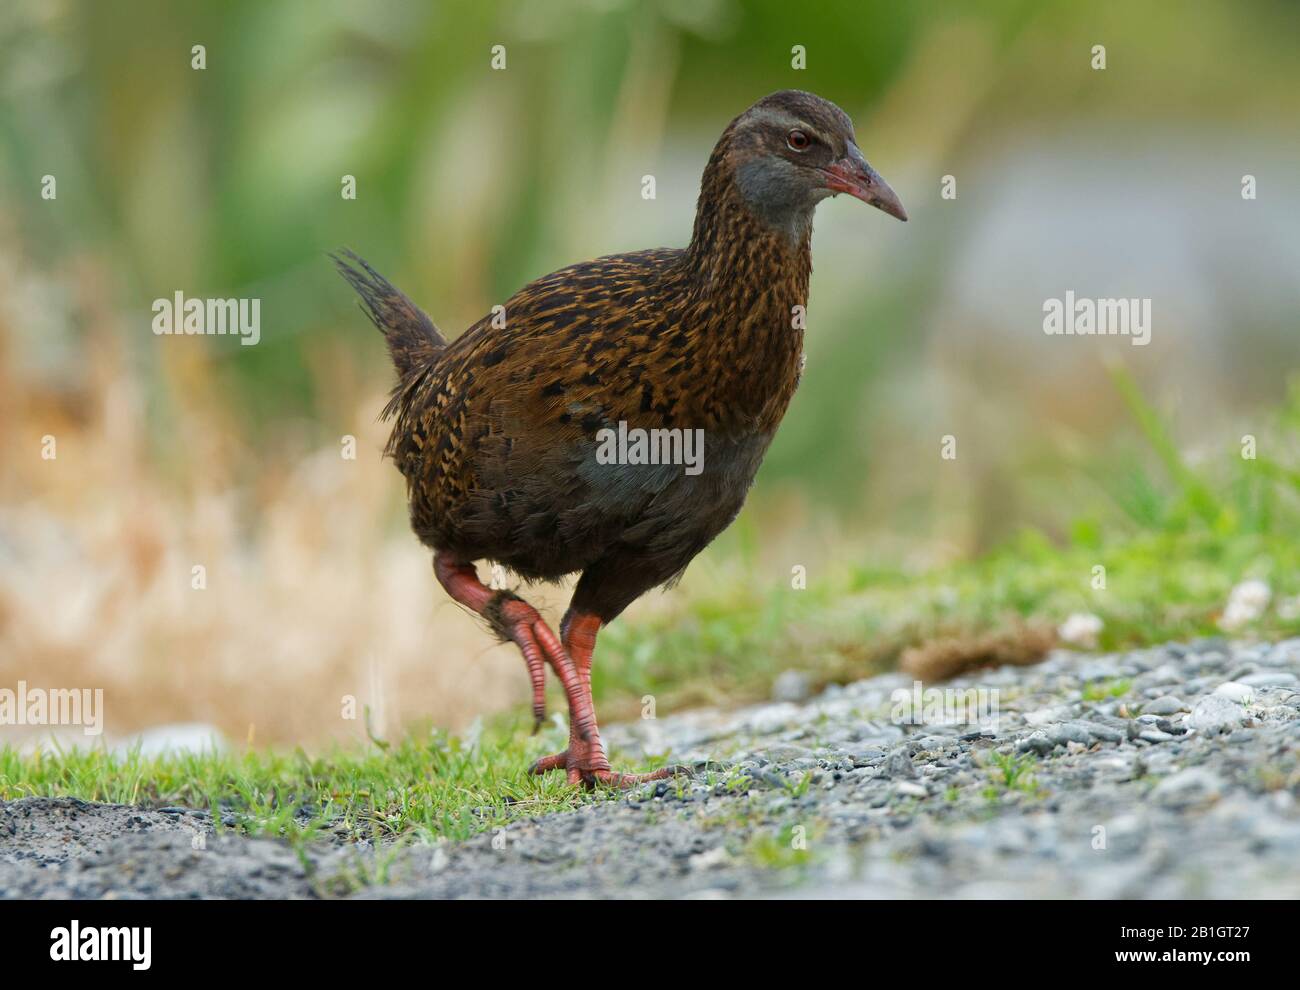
[0,249,565,748]
[898,623,1057,684]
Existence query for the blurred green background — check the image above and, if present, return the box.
[1,0,1298,744]
[3,0,1296,537]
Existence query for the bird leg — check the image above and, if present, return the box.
[433,554,595,739]
[529,609,689,789]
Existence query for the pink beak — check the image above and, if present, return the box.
[820,142,908,221]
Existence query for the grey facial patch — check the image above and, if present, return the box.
[734,156,824,243]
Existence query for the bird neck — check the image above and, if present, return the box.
[677,159,812,434]
[683,156,814,293]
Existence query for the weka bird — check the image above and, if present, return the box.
[335,90,906,787]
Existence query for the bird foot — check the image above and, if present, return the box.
[529,746,691,790]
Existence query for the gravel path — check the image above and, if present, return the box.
[4,638,1299,899]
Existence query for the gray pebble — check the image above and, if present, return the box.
[772,669,812,703]
[1238,672,1298,689]
[1144,695,1186,716]
[1085,723,1126,743]
[850,748,886,767]
[894,781,928,799]
[1048,722,1093,746]
[1017,731,1055,755]
[1189,694,1246,735]
[1151,767,1225,806]
[884,749,918,779]
[1214,682,1255,704]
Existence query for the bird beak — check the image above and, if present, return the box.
[820,142,908,221]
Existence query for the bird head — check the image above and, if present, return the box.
[723,90,907,237]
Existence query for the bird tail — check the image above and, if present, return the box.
[332,249,448,378]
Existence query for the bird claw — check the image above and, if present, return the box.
[529,749,691,790]
[588,765,693,789]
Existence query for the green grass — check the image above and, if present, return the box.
[1082,679,1132,702]
[746,823,819,870]
[984,752,1042,796]
[0,724,659,845]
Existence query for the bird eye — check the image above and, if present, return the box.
[786,129,811,151]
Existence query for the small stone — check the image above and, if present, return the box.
[749,770,790,790]
[1189,694,1245,735]
[849,748,886,767]
[1058,612,1103,648]
[1085,723,1125,743]
[1144,695,1186,716]
[1143,664,1182,685]
[910,735,952,754]
[1266,639,1300,664]
[884,749,918,779]
[1048,722,1093,746]
[760,744,816,763]
[1238,672,1298,689]
[1151,767,1224,806]
[772,669,812,703]
[1017,731,1055,755]
[689,846,731,870]
[894,781,928,799]
[1218,579,1271,631]
[1024,706,1073,727]
[1214,682,1255,704]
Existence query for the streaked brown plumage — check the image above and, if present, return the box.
[335,90,905,786]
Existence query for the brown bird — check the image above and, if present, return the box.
[335,90,906,787]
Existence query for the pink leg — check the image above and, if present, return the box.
[529,609,689,788]
[433,554,594,740]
